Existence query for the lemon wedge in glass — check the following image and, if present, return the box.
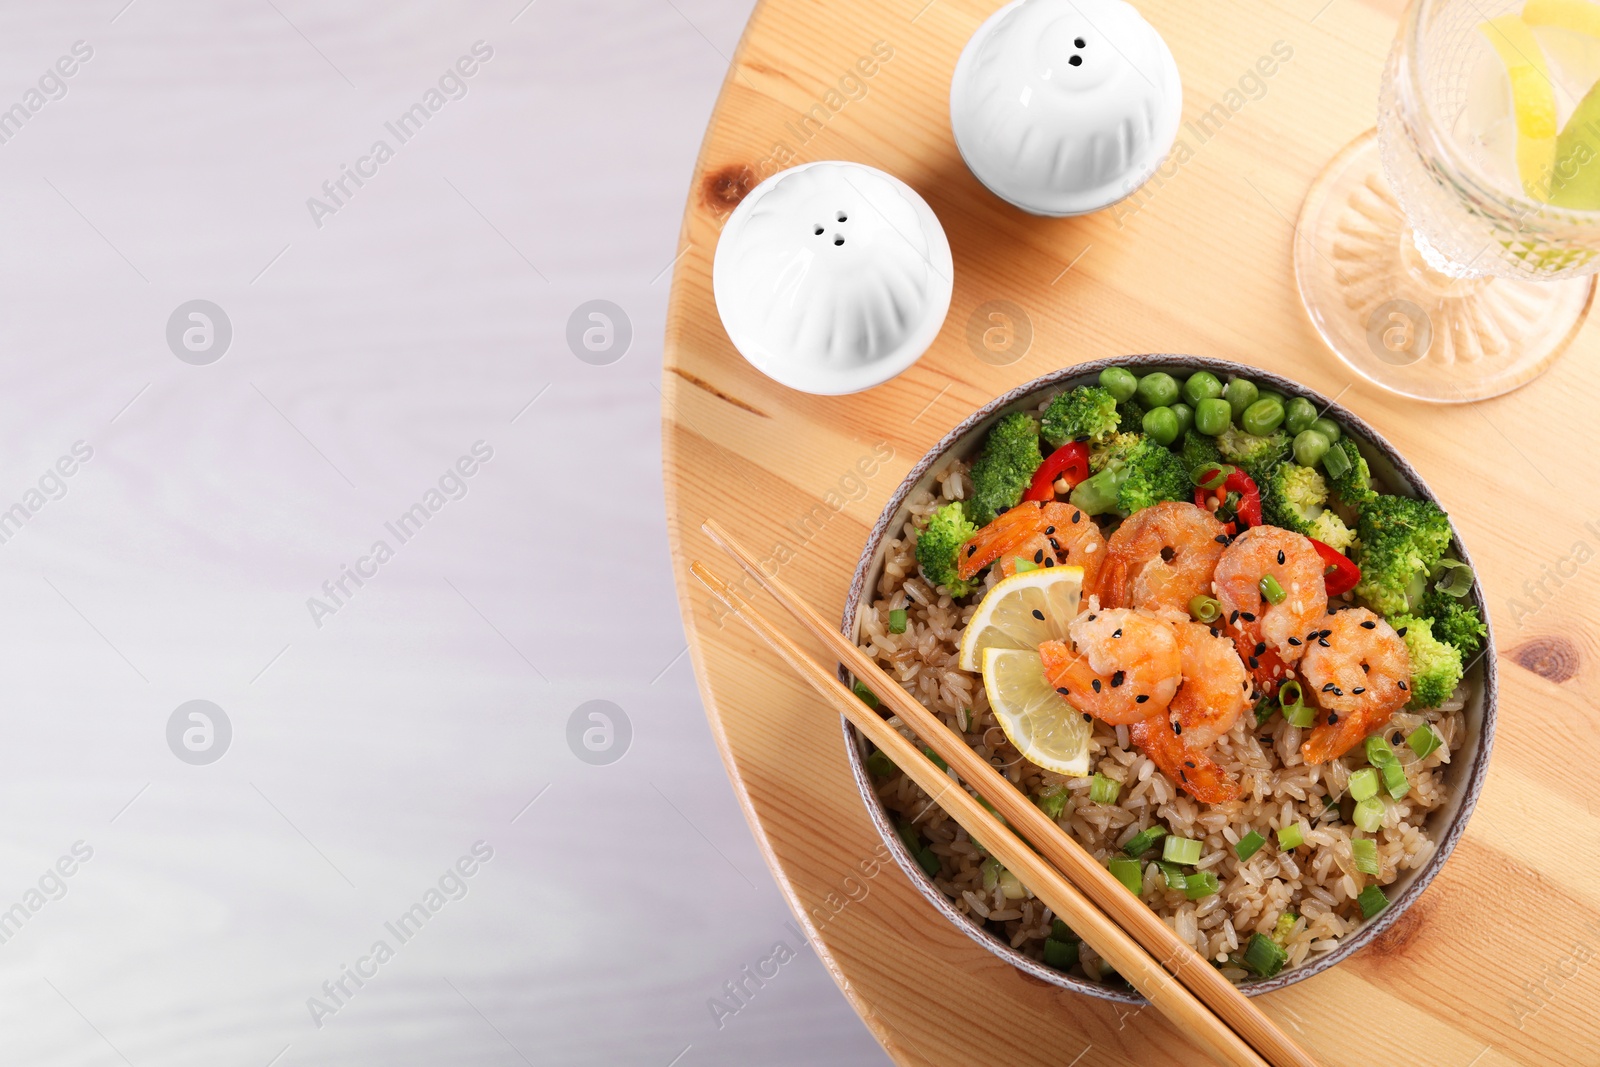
[981,647,1092,776]
[1480,14,1559,198]
[957,566,1084,673]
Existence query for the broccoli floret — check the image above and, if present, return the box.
[1042,386,1121,447]
[1216,425,1289,480]
[1352,495,1454,616]
[1325,439,1375,507]
[1388,614,1463,709]
[1178,429,1223,476]
[1418,587,1487,659]
[1088,431,1143,473]
[1259,463,1328,534]
[1115,395,1146,433]
[915,502,978,598]
[1306,510,1357,554]
[1115,437,1191,514]
[966,413,1042,525]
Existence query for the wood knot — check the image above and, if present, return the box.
[702,164,757,213]
[1509,636,1579,683]
[1364,893,1430,958]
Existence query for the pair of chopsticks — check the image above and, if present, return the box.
[694,518,1319,1067]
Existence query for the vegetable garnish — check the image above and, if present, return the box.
[1351,837,1381,876]
[1189,594,1222,623]
[888,608,908,634]
[1407,724,1443,760]
[1271,913,1298,945]
[1357,883,1389,919]
[852,680,880,709]
[1163,836,1203,865]
[1122,825,1168,857]
[1365,735,1410,798]
[1278,680,1315,728]
[1157,860,1188,890]
[1308,537,1361,597]
[1108,856,1143,893]
[922,746,949,772]
[1348,767,1379,802]
[1277,822,1305,850]
[1043,936,1080,969]
[1183,871,1220,900]
[866,749,896,778]
[1259,574,1287,605]
[1193,466,1262,528]
[1235,830,1266,861]
[1089,773,1122,805]
[1012,557,1040,573]
[1432,558,1474,598]
[1242,932,1288,977]
[1352,796,1385,832]
[1023,441,1091,502]
[1192,463,1233,490]
[1322,440,1351,478]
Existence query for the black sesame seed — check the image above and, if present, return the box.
[1288,637,1301,646]
[1319,639,1330,648]
[1072,511,1082,523]
[1087,613,1097,621]
[1327,606,1337,615]
[1184,760,1196,769]
[1032,609,1045,621]
[1215,535,1228,544]
[1397,680,1408,691]
[1361,663,1370,673]
[1328,712,1339,724]
[1321,683,1335,692]
[1396,626,1408,637]
[1048,538,1061,550]
[1173,721,1182,735]
[1045,526,1056,535]
[1248,656,1260,669]
[1111,670,1126,687]
[1057,687,1071,696]
[1277,550,1286,565]
[1044,558,1055,568]
[996,505,1009,516]
[1241,612,1256,622]
[966,545,976,556]
[1112,628,1123,639]
[1135,694,1149,704]
[1254,642,1266,656]
[1352,686,1365,694]
[1360,620,1376,630]
[1211,627,1222,638]
[1391,731,1403,745]
[1092,679,1102,693]
[1229,611,1240,624]
[1084,712,1093,722]
[1034,549,1045,564]
[1331,687,1343,695]
[1180,769,1189,782]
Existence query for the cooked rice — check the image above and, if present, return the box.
[858,459,1465,984]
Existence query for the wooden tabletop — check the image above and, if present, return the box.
[661,1,1600,1063]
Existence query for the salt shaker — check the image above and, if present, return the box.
[949,0,1182,217]
[712,161,954,395]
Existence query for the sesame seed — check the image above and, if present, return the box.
[1085,543,1097,553]
[1185,760,1196,769]
[1032,609,1045,621]
[1397,680,1408,691]
[1360,620,1376,630]
[1328,712,1339,723]
[1391,731,1403,745]
[1229,610,1240,624]
[1045,526,1056,535]
[1111,671,1125,687]
[1248,656,1259,669]
[1173,721,1182,735]
[1072,511,1081,523]
[1288,637,1301,646]
[1277,550,1285,565]
[1319,639,1330,648]
[1361,663,1369,673]
[1321,683,1335,692]
[1214,535,1228,544]
[1084,713,1092,722]
[1057,687,1071,696]
[1044,558,1055,568]
[1087,613,1097,621]
[1180,769,1189,782]
[1254,642,1266,656]
[1135,694,1149,704]
[1112,628,1122,639]
[1092,679,1102,692]
[1396,627,1408,637]
[1240,612,1256,622]
[1352,686,1365,694]
[966,545,976,556]
[1034,549,1045,564]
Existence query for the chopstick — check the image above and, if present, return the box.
[700,518,1320,1067]
[691,558,1268,1067]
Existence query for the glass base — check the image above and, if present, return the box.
[1293,129,1596,403]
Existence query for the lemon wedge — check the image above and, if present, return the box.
[1481,14,1560,199]
[982,647,1092,776]
[957,566,1084,673]
[1524,0,1600,39]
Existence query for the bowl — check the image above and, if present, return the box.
[840,355,1496,1002]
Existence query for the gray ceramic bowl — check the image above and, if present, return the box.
[841,355,1495,1002]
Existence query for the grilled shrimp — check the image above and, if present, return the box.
[1213,526,1327,668]
[1168,620,1252,749]
[1097,502,1227,613]
[1299,607,1412,764]
[1129,714,1241,805]
[957,501,1106,588]
[1037,608,1181,724]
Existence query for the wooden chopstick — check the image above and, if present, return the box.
[700,518,1320,1067]
[691,558,1269,1067]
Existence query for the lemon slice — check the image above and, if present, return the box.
[982,647,1092,776]
[1481,14,1559,199]
[957,566,1084,672]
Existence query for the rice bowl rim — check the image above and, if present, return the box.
[839,354,1497,1003]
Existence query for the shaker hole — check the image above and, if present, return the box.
[814,225,824,235]
[1069,54,1082,66]
[837,212,848,222]
[1075,37,1085,47]
[834,235,845,246]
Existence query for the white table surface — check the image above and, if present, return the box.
[0,1,887,1063]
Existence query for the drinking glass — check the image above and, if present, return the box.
[1294,0,1600,402]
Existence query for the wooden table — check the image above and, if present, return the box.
[661,1,1600,1063]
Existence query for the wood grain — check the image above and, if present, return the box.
[662,1,1600,1063]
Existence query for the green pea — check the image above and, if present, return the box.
[1257,388,1286,408]
[1293,429,1330,467]
[1100,367,1138,402]
[1311,417,1341,443]
[1241,397,1285,436]
[1136,371,1180,409]
[1169,402,1194,437]
[1142,406,1180,446]
[1182,371,1223,405]
[1224,378,1259,419]
[1194,397,1232,435]
[1284,397,1319,436]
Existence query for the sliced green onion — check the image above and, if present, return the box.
[1323,442,1351,478]
[1365,734,1398,768]
[1407,725,1443,760]
[1156,860,1188,891]
[1348,767,1379,802]
[997,868,1026,899]
[1089,773,1121,805]
[1351,837,1380,876]
[1163,836,1203,865]
[1242,932,1288,978]
[1183,871,1220,900]
[1271,913,1298,945]
[1051,918,1075,941]
[921,746,949,773]
[1277,822,1305,850]
[852,680,880,710]
[866,750,897,778]
[1432,558,1474,598]
[1012,556,1040,573]
[1357,883,1389,919]
[1284,704,1315,728]
[1043,937,1080,969]
[1107,857,1143,893]
[888,608,908,634]
[981,856,1001,890]
[1123,825,1169,857]
[916,846,941,878]
[1353,796,1385,832]
[1235,830,1266,861]
[1381,759,1410,799]
[1036,785,1068,821]
[1278,680,1314,728]
[1189,594,1221,623]
[1253,695,1277,726]
[1277,679,1302,708]
[1192,463,1234,489]
[1259,574,1287,604]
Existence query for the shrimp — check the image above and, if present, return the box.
[1097,502,1227,614]
[1037,608,1180,724]
[1213,526,1328,679]
[1299,607,1412,764]
[957,501,1106,588]
[1129,714,1241,805]
[1168,621,1252,749]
